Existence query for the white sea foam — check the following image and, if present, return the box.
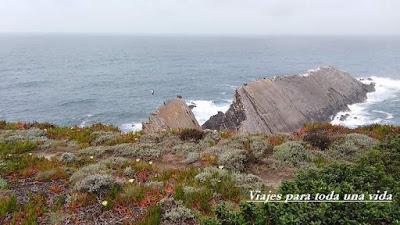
[119,122,143,133]
[79,120,87,128]
[300,67,322,77]
[331,76,400,128]
[188,100,231,125]
[117,100,231,132]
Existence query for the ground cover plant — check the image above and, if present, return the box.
[0,121,398,224]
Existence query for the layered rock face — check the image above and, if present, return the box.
[203,66,374,134]
[143,97,201,133]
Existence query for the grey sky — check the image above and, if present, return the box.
[1,0,399,35]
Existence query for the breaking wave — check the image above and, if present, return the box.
[331,76,400,128]
[119,122,143,133]
[188,100,231,125]
[117,100,231,132]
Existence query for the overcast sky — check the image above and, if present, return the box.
[0,0,399,35]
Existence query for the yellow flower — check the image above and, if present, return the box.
[28,153,32,156]
[148,161,153,165]
[101,200,108,207]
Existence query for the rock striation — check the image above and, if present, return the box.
[203,66,374,134]
[143,97,201,133]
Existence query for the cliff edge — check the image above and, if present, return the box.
[203,66,375,134]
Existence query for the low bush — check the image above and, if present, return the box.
[74,174,119,194]
[0,177,7,189]
[159,198,196,224]
[194,167,241,201]
[303,131,332,150]
[207,135,400,224]
[199,130,221,147]
[217,148,248,172]
[123,166,135,177]
[91,131,121,146]
[184,152,200,164]
[327,133,378,161]
[272,141,311,168]
[59,152,77,163]
[178,129,204,142]
[69,163,108,183]
[163,204,194,224]
[362,134,400,180]
[0,128,46,144]
[233,173,263,190]
[249,135,269,158]
[202,202,273,225]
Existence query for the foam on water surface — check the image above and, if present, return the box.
[332,76,400,128]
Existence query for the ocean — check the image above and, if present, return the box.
[0,34,399,132]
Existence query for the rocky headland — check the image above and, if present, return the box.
[203,66,374,134]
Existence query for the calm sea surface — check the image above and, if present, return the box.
[0,34,399,131]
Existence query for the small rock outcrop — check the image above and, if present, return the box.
[203,66,374,134]
[143,97,201,133]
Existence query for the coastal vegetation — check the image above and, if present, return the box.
[0,120,399,224]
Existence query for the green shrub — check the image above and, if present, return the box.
[59,152,76,163]
[113,143,162,160]
[74,174,119,194]
[194,167,241,201]
[159,197,196,224]
[202,202,272,225]
[217,149,248,172]
[123,166,135,177]
[249,136,270,158]
[362,134,400,180]
[69,163,107,183]
[184,152,200,164]
[272,141,311,168]
[163,204,194,224]
[0,128,46,144]
[91,131,121,146]
[328,133,378,161]
[179,129,204,142]
[0,177,7,189]
[303,131,332,151]
[208,134,400,225]
[268,163,399,224]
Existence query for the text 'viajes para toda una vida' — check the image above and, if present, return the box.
[248,190,393,203]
